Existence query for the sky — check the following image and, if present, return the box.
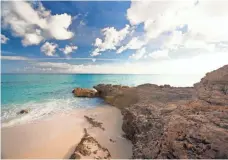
[1,0,228,74]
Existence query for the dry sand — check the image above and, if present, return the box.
[1,106,132,159]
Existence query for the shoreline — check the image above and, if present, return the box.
[1,106,132,159]
[2,65,228,159]
[90,65,228,159]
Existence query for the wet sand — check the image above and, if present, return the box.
[1,106,132,159]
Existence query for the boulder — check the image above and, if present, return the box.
[17,109,29,114]
[72,88,97,98]
[93,84,138,108]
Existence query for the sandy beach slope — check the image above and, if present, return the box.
[1,106,132,159]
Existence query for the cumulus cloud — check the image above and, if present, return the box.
[91,25,130,56]
[1,34,9,44]
[60,44,78,55]
[117,37,146,54]
[41,42,58,56]
[127,0,228,61]
[1,1,74,46]
[129,48,146,60]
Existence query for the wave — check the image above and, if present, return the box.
[1,97,105,128]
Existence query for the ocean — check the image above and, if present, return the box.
[1,74,202,127]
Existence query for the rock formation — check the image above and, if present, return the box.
[70,129,111,159]
[17,109,29,114]
[72,88,98,98]
[91,65,228,159]
[194,65,228,105]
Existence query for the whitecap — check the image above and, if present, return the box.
[1,97,105,128]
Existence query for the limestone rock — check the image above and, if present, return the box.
[69,129,111,159]
[72,88,97,98]
[92,65,228,159]
[93,84,138,108]
[194,65,228,105]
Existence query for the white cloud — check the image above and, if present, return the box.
[91,48,101,57]
[22,32,44,46]
[117,37,146,54]
[162,31,184,50]
[60,44,78,55]
[127,0,228,61]
[41,42,58,56]
[147,51,228,75]
[129,47,146,60]
[1,34,9,44]
[1,1,74,46]
[47,13,74,40]
[79,20,86,26]
[91,25,130,56]
[36,62,73,69]
[0,55,29,60]
[148,49,169,60]
[18,50,227,76]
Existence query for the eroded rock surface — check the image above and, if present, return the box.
[94,84,138,108]
[194,65,228,105]
[92,65,228,159]
[84,116,105,131]
[70,129,111,159]
[72,88,98,98]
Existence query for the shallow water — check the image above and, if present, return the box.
[1,74,203,127]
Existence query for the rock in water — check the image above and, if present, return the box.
[93,84,137,108]
[72,88,97,98]
[17,109,29,114]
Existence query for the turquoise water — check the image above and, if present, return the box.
[1,74,202,127]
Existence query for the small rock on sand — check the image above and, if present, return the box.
[17,109,29,114]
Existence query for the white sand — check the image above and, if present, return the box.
[1,106,132,159]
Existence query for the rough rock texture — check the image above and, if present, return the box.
[194,65,228,105]
[94,84,137,108]
[72,88,98,98]
[70,129,111,159]
[93,65,228,159]
[84,116,105,131]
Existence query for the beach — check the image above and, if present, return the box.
[1,73,201,159]
[1,106,132,159]
[1,65,228,159]
[2,0,228,159]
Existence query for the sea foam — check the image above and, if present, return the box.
[1,97,105,128]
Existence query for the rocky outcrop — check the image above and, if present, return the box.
[92,65,228,159]
[94,84,137,108]
[72,88,98,98]
[194,65,228,105]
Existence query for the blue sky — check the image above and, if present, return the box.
[1,1,131,58]
[1,1,228,74]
